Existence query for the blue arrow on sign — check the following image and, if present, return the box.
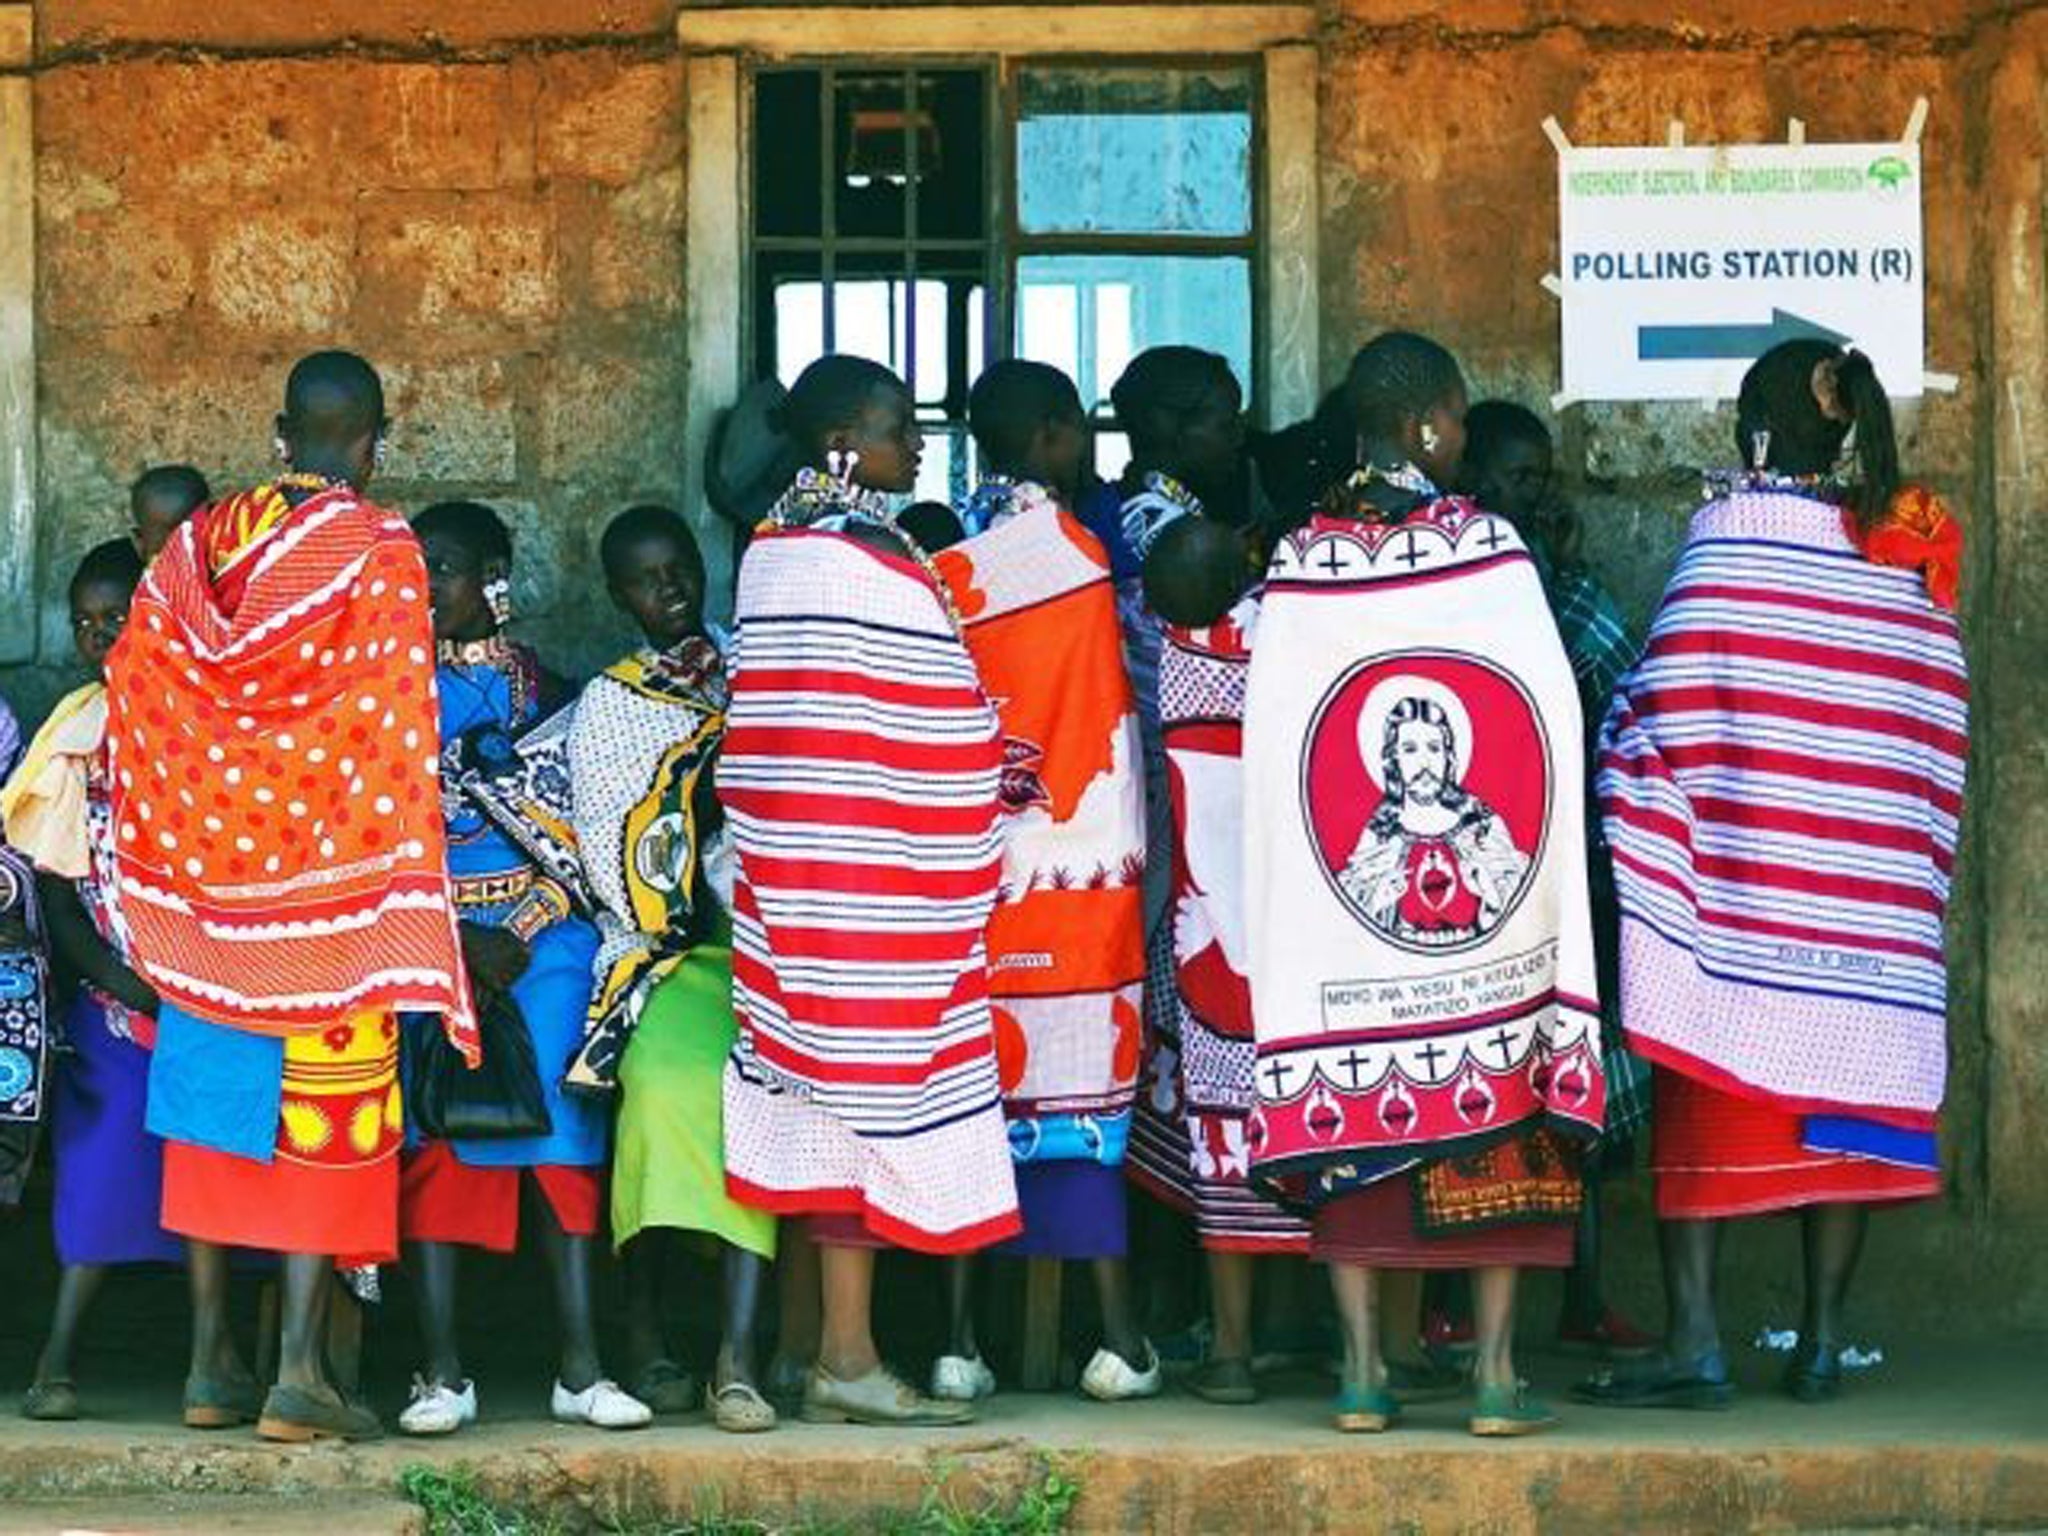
[1637,308,1851,362]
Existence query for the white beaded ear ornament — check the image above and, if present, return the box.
[827,447,862,491]
[484,576,513,628]
[373,435,391,471]
[1750,429,1772,471]
[274,435,291,464]
[1420,424,1441,455]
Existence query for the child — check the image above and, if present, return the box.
[396,501,646,1436]
[569,505,779,1433]
[4,540,257,1426]
[128,465,211,562]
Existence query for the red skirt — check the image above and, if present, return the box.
[399,1140,602,1253]
[1652,1071,1940,1220]
[1310,1171,1574,1270]
[160,1012,402,1264]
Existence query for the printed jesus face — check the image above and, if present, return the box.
[1388,709,1453,809]
[1304,655,1551,954]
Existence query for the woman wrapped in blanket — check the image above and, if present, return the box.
[1580,343,1967,1411]
[721,355,1018,1427]
[1212,334,1606,1437]
[396,501,649,1436]
[5,541,258,1426]
[565,505,779,1434]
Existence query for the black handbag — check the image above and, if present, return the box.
[402,992,553,1142]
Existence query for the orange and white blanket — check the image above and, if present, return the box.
[937,485,1146,1158]
[105,485,474,1061]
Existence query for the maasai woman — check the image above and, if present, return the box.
[395,500,647,1436]
[121,352,470,1444]
[1241,333,1605,1438]
[1457,401,1654,1359]
[6,541,256,1426]
[1111,347,1312,1407]
[1582,342,1967,1410]
[721,354,1016,1427]
[930,362,1157,1404]
[565,504,778,1434]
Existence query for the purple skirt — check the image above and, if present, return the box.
[994,1161,1129,1260]
[52,992,181,1267]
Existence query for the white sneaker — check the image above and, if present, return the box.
[550,1378,653,1430]
[399,1376,477,1436]
[1081,1342,1163,1402]
[929,1354,997,1402]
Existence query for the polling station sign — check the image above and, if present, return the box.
[1558,142,1923,402]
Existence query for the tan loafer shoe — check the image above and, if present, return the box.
[801,1364,975,1426]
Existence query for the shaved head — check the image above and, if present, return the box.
[279,350,386,487]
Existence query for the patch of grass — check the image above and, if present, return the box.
[399,1455,1083,1536]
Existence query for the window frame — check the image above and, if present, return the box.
[681,4,1319,604]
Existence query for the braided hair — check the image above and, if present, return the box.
[1736,340,1900,531]
[1110,346,1235,458]
[412,499,512,566]
[1344,332,1466,448]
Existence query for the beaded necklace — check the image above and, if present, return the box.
[435,633,537,726]
[762,468,965,636]
[1702,466,1850,504]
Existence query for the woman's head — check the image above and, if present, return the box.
[1111,347,1245,500]
[278,350,388,490]
[1461,401,1554,524]
[1736,340,1900,529]
[1344,331,1469,487]
[70,538,144,679]
[601,504,706,650]
[968,360,1090,505]
[413,500,512,645]
[782,355,923,494]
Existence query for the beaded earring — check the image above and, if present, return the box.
[484,576,513,628]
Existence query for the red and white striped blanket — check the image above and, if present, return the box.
[1599,491,1969,1126]
[719,527,1021,1252]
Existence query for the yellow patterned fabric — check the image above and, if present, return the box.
[277,1011,403,1171]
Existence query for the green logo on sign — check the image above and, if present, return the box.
[1867,155,1913,189]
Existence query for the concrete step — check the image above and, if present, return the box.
[0,1494,422,1535]
[0,1343,2041,1534]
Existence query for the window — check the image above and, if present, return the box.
[751,58,1259,500]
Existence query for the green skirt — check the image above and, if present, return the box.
[611,942,776,1258]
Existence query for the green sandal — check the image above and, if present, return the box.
[1333,1382,1401,1433]
[1470,1383,1558,1438]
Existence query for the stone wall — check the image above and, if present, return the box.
[3,0,2044,1322]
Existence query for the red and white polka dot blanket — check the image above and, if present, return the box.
[105,487,476,1062]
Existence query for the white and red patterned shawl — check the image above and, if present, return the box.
[1243,501,1604,1198]
[104,487,474,1059]
[1599,491,1968,1127]
[719,526,1020,1251]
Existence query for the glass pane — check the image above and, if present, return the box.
[836,71,913,240]
[754,70,823,239]
[917,70,987,241]
[758,251,825,386]
[1094,430,1131,485]
[912,418,976,509]
[1016,65,1254,236]
[1016,253,1253,415]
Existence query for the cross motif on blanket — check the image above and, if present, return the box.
[1261,1057,1299,1098]
[1475,520,1509,553]
[1316,541,1356,578]
[1335,1046,1373,1088]
[1487,1027,1521,1066]
[1394,531,1428,569]
[1414,1040,1449,1079]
